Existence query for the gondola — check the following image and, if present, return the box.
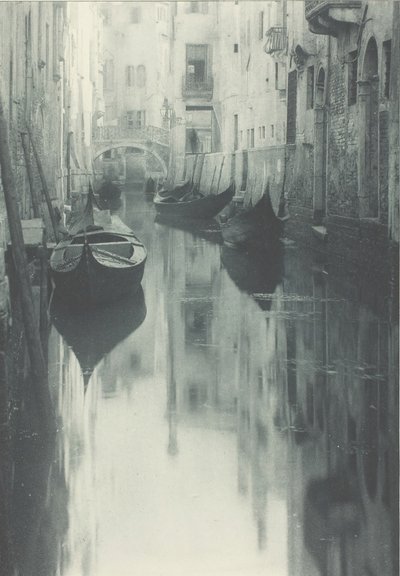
[153,182,235,219]
[156,179,193,200]
[50,186,146,306]
[221,189,287,250]
[96,178,122,202]
[51,287,146,390]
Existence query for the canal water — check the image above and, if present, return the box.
[3,184,399,576]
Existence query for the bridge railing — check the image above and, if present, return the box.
[94,125,170,146]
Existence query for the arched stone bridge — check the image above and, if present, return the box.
[93,125,170,175]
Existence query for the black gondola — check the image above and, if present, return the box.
[221,190,288,250]
[153,182,235,220]
[50,186,146,306]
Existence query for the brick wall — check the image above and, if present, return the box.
[327,51,359,218]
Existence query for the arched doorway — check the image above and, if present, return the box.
[358,37,379,217]
[313,67,327,224]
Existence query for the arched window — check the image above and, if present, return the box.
[137,65,146,88]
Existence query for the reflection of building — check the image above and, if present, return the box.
[281,249,399,576]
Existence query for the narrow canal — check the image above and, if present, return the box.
[3,184,398,576]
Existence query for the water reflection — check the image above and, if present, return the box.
[50,288,146,390]
[1,188,398,576]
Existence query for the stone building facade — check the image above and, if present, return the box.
[0,2,103,234]
[96,1,171,182]
[168,0,399,270]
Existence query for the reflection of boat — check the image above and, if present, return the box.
[50,187,147,306]
[154,183,235,219]
[96,195,123,212]
[221,244,282,310]
[51,288,147,388]
[221,190,287,250]
[155,214,223,244]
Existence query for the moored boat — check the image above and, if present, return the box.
[50,186,146,306]
[153,182,235,220]
[221,190,288,250]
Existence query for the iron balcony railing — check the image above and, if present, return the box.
[182,75,213,99]
[94,125,169,146]
[264,27,287,54]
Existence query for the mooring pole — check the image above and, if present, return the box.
[39,228,48,362]
[0,96,51,419]
[66,131,72,201]
[210,164,217,194]
[20,132,41,219]
[27,128,59,242]
[216,156,225,193]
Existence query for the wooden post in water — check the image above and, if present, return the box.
[20,132,41,219]
[0,96,51,417]
[210,164,217,195]
[27,128,59,242]
[216,156,225,193]
[190,154,198,187]
[66,131,72,200]
[39,228,48,362]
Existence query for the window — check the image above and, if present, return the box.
[126,65,135,87]
[250,128,255,148]
[156,4,168,22]
[186,44,208,83]
[45,23,49,80]
[306,65,314,109]
[102,8,111,26]
[275,62,279,90]
[262,126,266,139]
[234,114,239,151]
[103,59,114,90]
[137,65,146,87]
[105,105,115,122]
[130,7,141,23]
[126,110,146,129]
[186,2,208,13]
[348,50,358,105]
[259,11,264,40]
[246,129,250,148]
[287,70,297,144]
[234,43,239,53]
[383,40,392,99]
[271,125,275,138]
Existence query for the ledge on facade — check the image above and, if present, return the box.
[264,27,287,55]
[305,0,362,37]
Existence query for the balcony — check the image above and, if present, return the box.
[182,75,213,100]
[305,0,362,37]
[264,27,287,55]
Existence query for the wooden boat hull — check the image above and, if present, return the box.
[50,230,146,307]
[221,194,285,250]
[154,183,235,219]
